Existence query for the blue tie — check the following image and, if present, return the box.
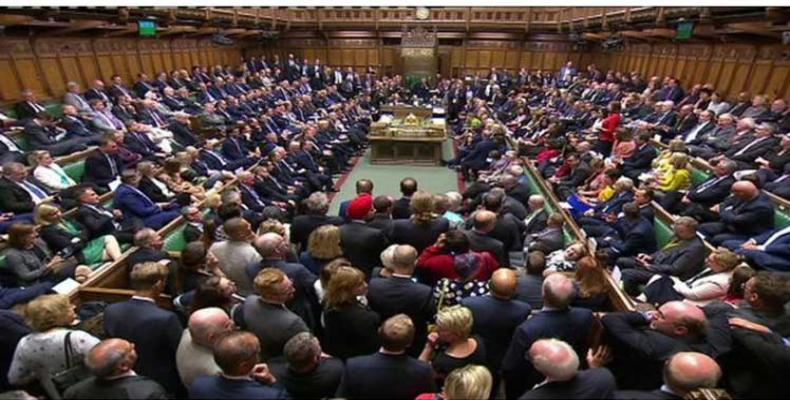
[24,181,47,199]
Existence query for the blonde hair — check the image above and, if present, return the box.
[670,153,689,169]
[410,191,436,225]
[130,261,170,291]
[33,202,61,225]
[667,139,687,153]
[24,294,73,331]
[259,219,286,237]
[204,193,222,209]
[436,305,474,339]
[444,365,493,400]
[254,267,287,297]
[324,266,365,310]
[307,225,342,260]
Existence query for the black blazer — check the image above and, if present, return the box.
[290,214,344,250]
[623,144,657,173]
[391,196,412,219]
[168,121,201,147]
[367,276,435,355]
[39,223,88,256]
[138,177,171,203]
[13,101,44,120]
[614,389,682,399]
[339,222,389,277]
[336,352,434,400]
[502,307,594,399]
[366,214,394,239]
[103,298,184,396]
[687,175,735,208]
[322,303,381,360]
[83,151,123,188]
[389,218,449,254]
[460,295,531,373]
[465,230,508,267]
[76,204,120,239]
[520,368,616,399]
[0,177,47,214]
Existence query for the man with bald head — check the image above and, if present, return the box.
[502,274,594,399]
[520,338,616,399]
[462,268,531,394]
[466,210,509,267]
[64,338,168,399]
[247,232,319,330]
[176,307,235,387]
[699,180,775,246]
[368,244,435,356]
[614,351,721,399]
[601,301,728,390]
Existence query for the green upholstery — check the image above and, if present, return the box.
[63,160,86,182]
[774,208,790,229]
[691,168,711,187]
[16,135,32,152]
[655,218,675,248]
[0,253,6,270]
[563,228,575,245]
[45,103,63,118]
[162,225,187,253]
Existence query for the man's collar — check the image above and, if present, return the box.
[131,296,155,303]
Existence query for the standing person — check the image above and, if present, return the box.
[597,102,622,157]
[419,305,487,386]
[269,332,345,399]
[188,331,288,399]
[337,314,435,399]
[322,266,380,360]
[103,262,185,397]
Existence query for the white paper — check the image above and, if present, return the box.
[108,178,122,191]
[52,278,80,294]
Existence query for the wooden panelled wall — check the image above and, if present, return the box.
[0,37,242,103]
[250,39,595,78]
[601,43,790,100]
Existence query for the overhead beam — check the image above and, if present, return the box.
[44,20,107,36]
[725,21,782,38]
[158,25,198,37]
[0,14,36,25]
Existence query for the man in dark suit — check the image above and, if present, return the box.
[0,161,51,215]
[524,195,549,236]
[477,190,524,253]
[0,131,27,164]
[367,245,435,356]
[189,331,287,399]
[552,154,593,200]
[74,186,139,244]
[103,262,185,397]
[24,112,87,156]
[392,177,417,220]
[13,89,47,120]
[63,338,169,400]
[113,169,181,229]
[723,225,790,272]
[602,202,657,259]
[520,338,616,399]
[58,104,103,145]
[614,352,722,400]
[127,228,173,272]
[466,210,508,267]
[621,132,658,180]
[290,192,343,251]
[232,267,309,360]
[108,75,137,100]
[339,195,389,277]
[246,233,319,331]
[602,301,730,391]
[661,159,736,217]
[367,195,395,238]
[168,112,201,148]
[699,180,775,246]
[83,137,123,190]
[524,213,565,254]
[724,122,779,170]
[501,274,594,399]
[618,216,707,296]
[269,332,344,399]
[461,269,530,395]
[336,314,434,399]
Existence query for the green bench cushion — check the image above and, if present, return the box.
[691,168,711,187]
[774,209,790,229]
[162,225,187,253]
[655,217,675,249]
[64,160,86,182]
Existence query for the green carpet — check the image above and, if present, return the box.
[329,139,459,214]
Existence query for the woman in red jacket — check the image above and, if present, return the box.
[597,101,622,157]
[416,229,499,286]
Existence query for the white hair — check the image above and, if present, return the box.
[531,339,579,382]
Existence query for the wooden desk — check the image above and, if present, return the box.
[369,135,446,165]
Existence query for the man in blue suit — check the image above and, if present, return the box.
[699,180,775,246]
[189,331,288,399]
[722,225,790,272]
[104,261,185,397]
[461,269,530,396]
[602,202,657,259]
[460,132,500,179]
[621,132,658,180]
[114,169,181,229]
[501,274,594,399]
[336,314,434,399]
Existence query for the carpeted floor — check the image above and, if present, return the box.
[329,138,460,214]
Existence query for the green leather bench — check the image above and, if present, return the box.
[63,160,86,182]
[654,217,675,249]
[162,225,188,253]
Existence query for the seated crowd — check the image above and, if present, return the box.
[0,58,788,400]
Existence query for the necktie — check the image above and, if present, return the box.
[208,151,227,166]
[150,110,164,127]
[0,135,21,152]
[696,176,724,193]
[661,238,685,252]
[23,181,47,200]
[104,153,118,176]
[734,137,766,156]
[30,102,45,113]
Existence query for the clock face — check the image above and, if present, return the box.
[416,7,430,20]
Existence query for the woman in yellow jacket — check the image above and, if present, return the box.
[656,153,692,193]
